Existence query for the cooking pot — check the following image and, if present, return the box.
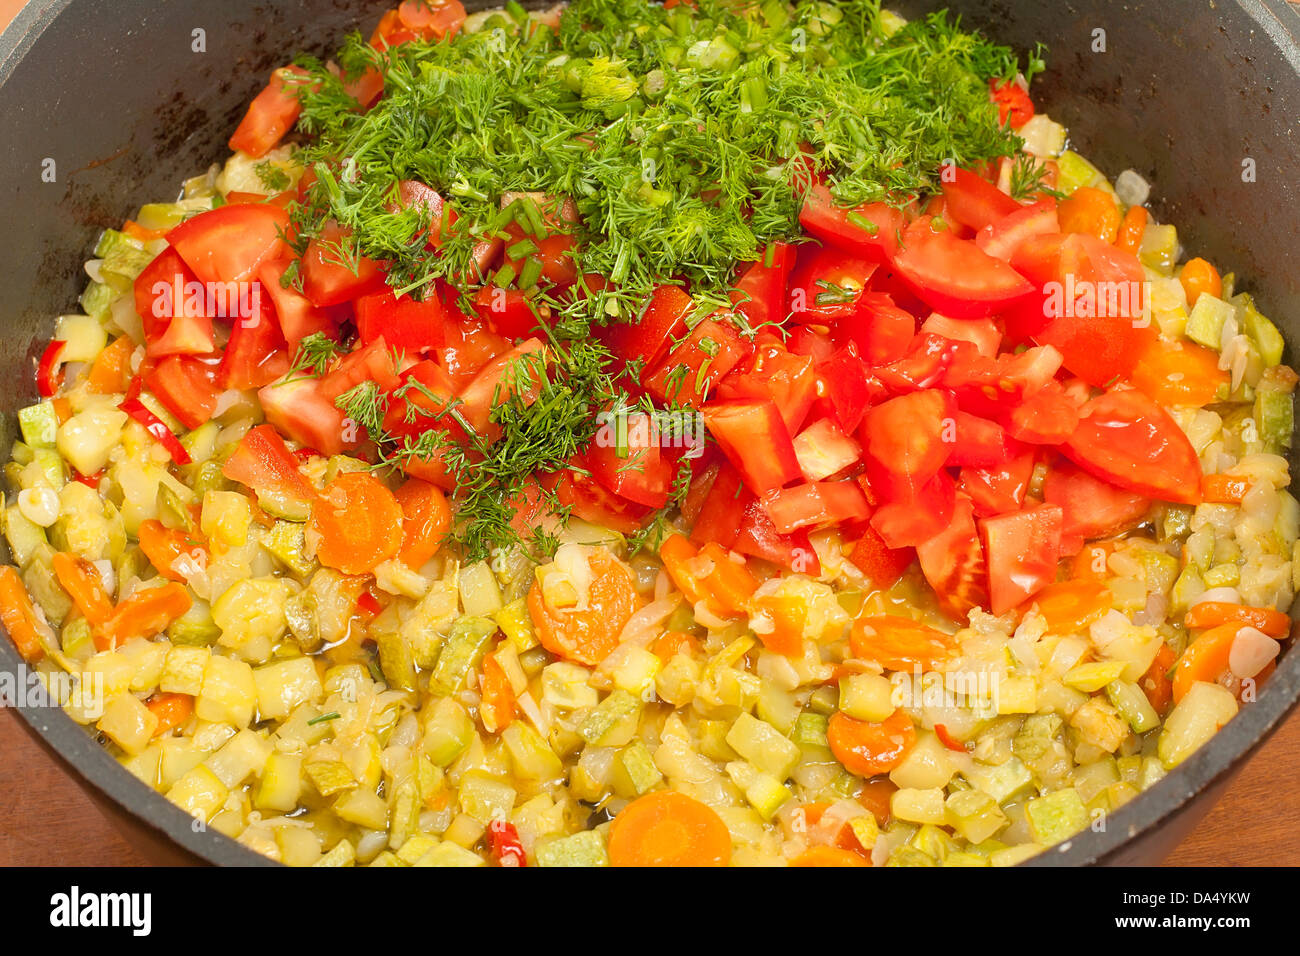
[0,0,1297,866]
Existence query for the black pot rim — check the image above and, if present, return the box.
[1,0,1299,868]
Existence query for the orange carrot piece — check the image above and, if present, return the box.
[1172,623,1239,704]
[394,478,452,570]
[849,616,955,672]
[309,472,404,575]
[1058,186,1121,243]
[1141,643,1176,716]
[1028,580,1112,635]
[0,566,52,662]
[608,790,731,867]
[1179,257,1222,307]
[50,551,113,625]
[527,549,640,666]
[95,582,192,651]
[147,692,195,737]
[827,709,916,778]
[1185,601,1290,638]
[86,336,135,394]
[1130,339,1228,408]
[478,653,515,734]
[1114,204,1148,254]
[790,845,870,867]
[1202,473,1250,505]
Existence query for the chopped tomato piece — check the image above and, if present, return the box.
[989,78,1034,129]
[979,504,1063,614]
[456,338,546,440]
[729,242,795,327]
[861,388,954,499]
[300,221,387,307]
[133,248,215,358]
[1063,388,1203,505]
[1043,462,1151,555]
[645,318,748,409]
[958,449,1036,518]
[716,340,817,435]
[598,284,693,377]
[703,399,802,495]
[221,423,318,507]
[915,495,989,620]
[869,469,956,550]
[761,481,869,534]
[355,287,445,353]
[579,413,674,509]
[688,462,746,548]
[166,203,291,285]
[889,218,1034,319]
[939,165,1020,232]
[792,417,861,482]
[846,523,914,589]
[228,65,311,158]
[799,181,903,261]
[143,356,222,430]
[732,497,821,575]
[975,198,1059,261]
[258,258,340,348]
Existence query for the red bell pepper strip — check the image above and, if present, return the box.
[120,397,192,465]
[36,340,65,397]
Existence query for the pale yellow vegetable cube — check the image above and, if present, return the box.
[96,692,159,754]
[253,656,323,721]
[161,645,210,696]
[196,653,256,727]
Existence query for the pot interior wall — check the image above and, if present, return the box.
[0,0,1297,864]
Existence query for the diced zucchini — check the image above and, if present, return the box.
[200,490,250,548]
[944,789,1009,844]
[415,841,487,867]
[889,730,957,790]
[1061,660,1128,692]
[262,521,316,577]
[195,653,257,728]
[997,675,1038,714]
[457,770,516,824]
[375,629,417,691]
[493,598,539,652]
[254,752,303,811]
[205,728,272,787]
[304,759,357,797]
[57,405,128,476]
[161,645,210,696]
[334,787,390,830]
[429,615,497,695]
[422,697,475,766]
[166,765,228,823]
[166,599,221,647]
[577,689,642,747]
[97,692,159,754]
[725,760,792,819]
[963,756,1034,803]
[1236,293,1285,367]
[253,656,323,721]
[17,402,58,449]
[1184,293,1233,349]
[792,711,831,756]
[1158,680,1238,769]
[313,839,357,868]
[458,560,504,617]
[612,740,663,797]
[535,830,608,867]
[1054,149,1105,195]
[542,661,599,710]
[1024,788,1089,845]
[1255,384,1294,455]
[890,787,947,825]
[501,722,563,780]
[725,712,801,780]
[4,505,48,567]
[1106,679,1160,733]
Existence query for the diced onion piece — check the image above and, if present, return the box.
[1228,626,1280,680]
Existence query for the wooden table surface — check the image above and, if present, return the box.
[1,0,1298,867]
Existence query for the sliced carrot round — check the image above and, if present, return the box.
[1179,257,1222,307]
[849,615,954,672]
[1057,186,1120,244]
[608,790,731,867]
[1172,623,1238,704]
[827,709,916,778]
[789,845,870,867]
[51,551,114,626]
[1130,339,1228,408]
[393,477,452,569]
[527,549,639,666]
[147,692,195,737]
[309,472,404,575]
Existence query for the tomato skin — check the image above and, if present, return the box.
[382,359,458,440]
[1007,381,1081,444]
[980,504,1063,615]
[946,412,1017,469]
[689,462,746,548]
[221,423,318,503]
[958,449,1036,518]
[578,415,674,509]
[920,313,1001,358]
[990,78,1035,129]
[143,356,222,430]
[815,345,879,434]
[870,469,956,550]
[799,181,903,261]
[1043,462,1151,555]
[598,285,693,377]
[456,338,546,440]
[703,399,802,496]
[861,388,954,500]
[873,332,961,395]
[837,293,917,366]
[889,218,1035,319]
[1063,388,1203,506]
[732,496,821,575]
[219,299,290,390]
[392,179,451,250]
[167,203,291,285]
[730,242,795,327]
[229,66,311,158]
[939,165,1021,232]
[846,523,914,589]
[916,495,989,620]
[257,258,340,348]
[473,286,545,339]
[258,377,354,457]
[976,199,1059,261]
[761,480,870,534]
[317,338,402,402]
[645,318,748,409]
[716,341,817,435]
[300,222,387,307]
[354,287,445,352]
[133,248,215,358]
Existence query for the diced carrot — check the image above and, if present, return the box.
[95,582,192,651]
[51,397,72,425]
[1130,339,1228,408]
[651,630,699,662]
[827,709,916,778]
[50,551,113,625]
[750,589,808,657]
[147,692,194,737]
[309,472,404,575]
[0,566,52,662]
[658,533,757,618]
[86,336,135,394]
[1028,579,1112,635]
[658,534,709,606]
[1058,186,1120,244]
[1185,601,1290,638]
[137,520,204,583]
[608,791,731,867]
[1172,623,1239,704]
[1071,541,1114,581]
[855,778,897,825]
[1179,257,1222,307]
[849,616,955,672]
[393,478,452,570]
[1114,205,1147,254]
[1202,473,1249,505]
[478,653,515,734]
[1141,643,1176,716]
[789,845,870,867]
[527,549,640,666]
[122,220,167,242]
